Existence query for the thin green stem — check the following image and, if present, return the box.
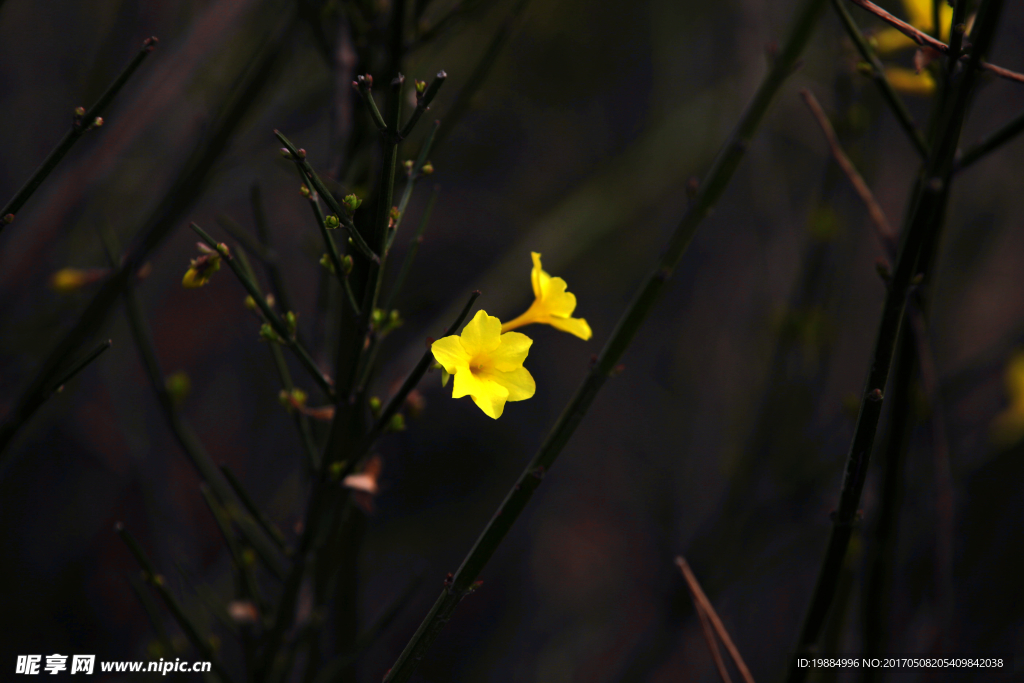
[387,120,439,254]
[362,290,478,453]
[362,75,405,326]
[190,222,335,400]
[275,130,379,264]
[306,189,347,286]
[383,1,829,679]
[0,37,157,233]
[220,465,291,556]
[956,107,1024,171]
[249,184,295,316]
[115,524,235,683]
[354,77,389,132]
[399,71,446,140]
[0,9,295,463]
[120,260,289,581]
[384,185,438,312]
[126,572,175,658]
[946,0,968,64]
[215,214,278,265]
[199,483,265,614]
[433,0,530,151]
[786,1,1003,677]
[830,0,929,158]
[49,339,112,394]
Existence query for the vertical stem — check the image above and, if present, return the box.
[786,1,1004,676]
[383,1,830,679]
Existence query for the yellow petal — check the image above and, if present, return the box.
[885,66,936,96]
[540,276,578,317]
[872,26,917,55]
[431,335,469,374]
[452,369,509,419]
[489,331,533,372]
[182,268,207,288]
[547,315,593,341]
[460,310,502,356]
[901,0,933,30]
[530,252,544,299]
[488,366,536,402]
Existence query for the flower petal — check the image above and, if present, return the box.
[452,369,509,419]
[489,331,533,372]
[460,310,502,356]
[872,26,916,55]
[530,252,543,299]
[901,0,933,31]
[532,252,554,301]
[431,335,469,374]
[548,315,593,341]
[540,276,577,317]
[489,366,535,402]
[884,66,936,96]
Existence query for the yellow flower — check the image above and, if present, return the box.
[884,66,937,96]
[501,252,592,340]
[991,350,1024,447]
[50,267,107,293]
[872,0,952,55]
[182,243,223,288]
[431,310,536,419]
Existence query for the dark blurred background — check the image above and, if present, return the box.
[2,0,1024,681]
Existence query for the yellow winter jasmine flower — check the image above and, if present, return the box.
[501,252,592,340]
[872,0,952,56]
[991,350,1024,447]
[883,66,937,96]
[182,242,225,288]
[431,310,536,419]
[50,267,107,293]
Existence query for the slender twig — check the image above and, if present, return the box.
[399,71,446,140]
[311,574,425,683]
[126,573,175,657]
[800,89,897,260]
[675,556,754,683]
[957,107,1024,171]
[50,339,113,394]
[0,37,157,233]
[0,9,295,462]
[216,214,278,265]
[275,130,379,263]
[362,74,405,326]
[694,595,733,683]
[787,2,1003,677]
[434,0,530,151]
[249,184,294,315]
[945,0,968,63]
[118,255,289,580]
[383,2,830,679]
[190,222,335,400]
[907,299,954,641]
[198,484,264,614]
[220,465,290,556]
[234,247,321,473]
[848,0,1023,83]
[387,120,439,253]
[384,185,439,312]
[115,524,235,682]
[362,291,479,452]
[829,0,929,158]
[353,75,389,132]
